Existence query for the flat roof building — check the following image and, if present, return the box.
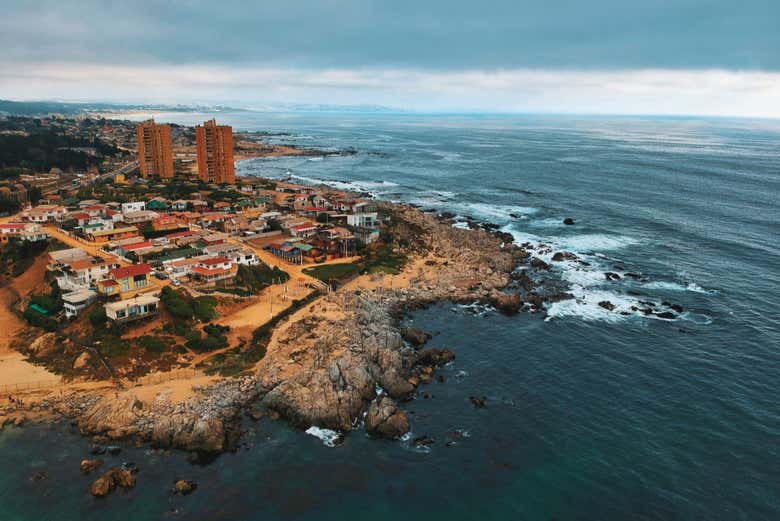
[195,119,235,185]
[136,119,174,181]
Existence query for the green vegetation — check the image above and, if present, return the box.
[0,194,21,214]
[0,130,117,172]
[234,264,290,293]
[303,262,361,283]
[159,286,218,326]
[23,282,63,332]
[88,306,107,327]
[302,246,406,284]
[136,335,176,354]
[186,323,229,353]
[362,245,407,275]
[0,238,48,278]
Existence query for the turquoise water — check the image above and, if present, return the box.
[1,113,778,520]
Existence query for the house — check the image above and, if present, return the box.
[268,242,303,264]
[81,220,114,234]
[0,223,49,243]
[292,194,310,210]
[347,212,378,228]
[85,226,139,244]
[190,257,237,286]
[151,215,182,232]
[164,255,208,280]
[104,294,160,323]
[121,201,146,214]
[204,243,259,266]
[290,223,319,238]
[354,227,380,244]
[147,198,169,211]
[62,289,97,318]
[117,240,155,258]
[53,255,117,292]
[24,205,68,223]
[171,200,189,211]
[97,263,152,298]
[120,210,159,225]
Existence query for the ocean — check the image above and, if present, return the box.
[1,113,778,520]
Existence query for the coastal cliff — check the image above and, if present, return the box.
[20,202,542,453]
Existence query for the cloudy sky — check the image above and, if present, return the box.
[2,0,779,116]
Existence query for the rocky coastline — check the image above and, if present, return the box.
[1,200,585,469]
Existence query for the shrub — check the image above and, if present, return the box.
[89,306,107,328]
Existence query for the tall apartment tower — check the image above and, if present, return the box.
[136,120,174,181]
[195,119,235,185]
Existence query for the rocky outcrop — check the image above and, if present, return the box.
[563,218,575,225]
[28,333,60,358]
[78,377,258,454]
[90,467,135,497]
[400,327,429,347]
[416,348,456,367]
[73,352,91,370]
[365,395,410,438]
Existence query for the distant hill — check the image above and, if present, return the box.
[0,99,247,117]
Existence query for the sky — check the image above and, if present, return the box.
[1,0,779,117]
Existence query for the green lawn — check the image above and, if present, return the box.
[303,262,362,283]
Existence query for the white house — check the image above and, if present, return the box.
[121,201,146,214]
[62,289,97,318]
[105,294,159,323]
[347,212,378,228]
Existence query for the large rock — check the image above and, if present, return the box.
[400,327,429,347]
[28,333,60,358]
[80,459,103,474]
[416,348,456,367]
[73,352,91,370]
[490,292,522,314]
[89,468,134,497]
[174,479,197,495]
[365,396,410,438]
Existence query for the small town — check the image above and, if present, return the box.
[0,113,405,383]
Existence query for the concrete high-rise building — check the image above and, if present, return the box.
[195,119,235,185]
[136,120,174,181]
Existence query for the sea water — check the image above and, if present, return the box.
[1,113,778,520]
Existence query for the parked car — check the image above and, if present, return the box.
[153,272,167,280]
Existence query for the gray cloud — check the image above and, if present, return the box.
[2,0,778,70]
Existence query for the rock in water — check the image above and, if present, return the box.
[89,467,136,497]
[491,292,522,314]
[563,218,576,225]
[174,479,197,495]
[80,459,103,474]
[530,258,551,270]
[416,348,456,367]
[365,396,410,438]
[598,301,616,311]
[400,327,430,347]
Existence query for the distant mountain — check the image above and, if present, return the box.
[243,103,402,114]
[0,99,248,117]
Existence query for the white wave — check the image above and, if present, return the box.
[288,174,399,192]
[463,203,538,221]
[528,218,568,228]
[305,426,343,447]
[545,288,638,323]
[642,281,712,294]
[552,234,640,252]
[451,221,471,230]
